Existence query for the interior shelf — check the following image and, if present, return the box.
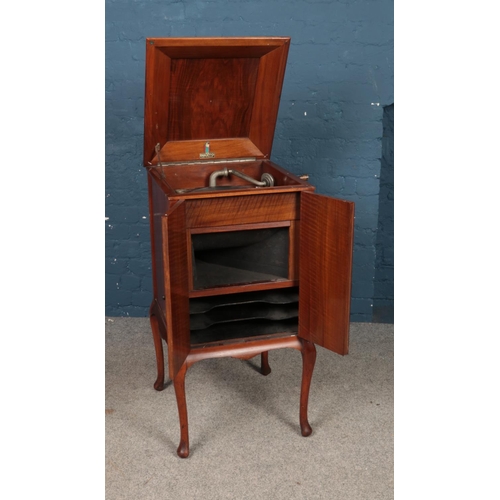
[189,287,299,345]
[190,318,299,346]
[193,260,288,289]
[190,302,298,330]
[189,288,299,314]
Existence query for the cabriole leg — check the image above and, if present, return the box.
[261,351,271,376]
[149,311,165,391]
[299,339,317,437]
[174,361,189,458]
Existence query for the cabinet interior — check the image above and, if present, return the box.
[189,287,299,346]
[155,161,304,194]
[191,226,290,290]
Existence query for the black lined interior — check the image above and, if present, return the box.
[191,227,289,290]
[189,288,299,345]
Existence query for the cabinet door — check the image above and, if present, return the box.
[298,191,355,355]
[162,200,190,379]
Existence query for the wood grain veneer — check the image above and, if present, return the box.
[162,200,191,379]
[298,191,354,355]
[184,193,300,228]
[143,37,354,458]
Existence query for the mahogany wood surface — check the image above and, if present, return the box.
[147,168,176,196]
[162,200,191,379]
[149,36,289,53]
[144,47,171,165]
[158,160,263,190]
[262,161,312,188]
[153,38,289,61]
[170,335,315,458]
[186,335,300,365]
[143,37,354,458]
[298,191,355,355]
[188,279,298,299]
[154,161,306,192]
[171,184,312,201]
[173,361,189,458]
[149,301,166,391]
[143,37,290,164]
[149,175,170,314]
[147,175,159,301]
[189,220,290,235]
[261,351,271,376]
[248,42,290,157]
[155,139,264,164]
[168,57,259,141]
[184,193,300,228]
[299,338,316,436]
[288,220,300,281]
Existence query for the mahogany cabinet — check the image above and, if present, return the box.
[143,37,354,458]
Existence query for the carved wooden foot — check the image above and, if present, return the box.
[174,361,189,458]
[149,310,165,391]
[260,351,271,376]
[299,339,316,437]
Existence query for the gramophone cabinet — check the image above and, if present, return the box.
[143,37,354,458]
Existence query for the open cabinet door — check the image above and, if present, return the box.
[298,191,355,355]
[162,200,190,379]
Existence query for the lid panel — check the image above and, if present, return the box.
[144,37,290,166]
[168,57,260,141]
[144,47,171,168]
[160,138,263,163]
[249,47,290,161]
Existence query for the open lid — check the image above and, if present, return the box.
[143,37,290,166]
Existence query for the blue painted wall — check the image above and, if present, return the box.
[105,0,394,320]
[373,103,394,322]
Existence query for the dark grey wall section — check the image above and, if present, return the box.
[105,0,394,320]
[373,103,394,322]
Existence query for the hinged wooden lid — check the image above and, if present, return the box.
[143,37,290,166]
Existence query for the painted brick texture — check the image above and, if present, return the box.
[373,103,394,322]
[105,0,394,320]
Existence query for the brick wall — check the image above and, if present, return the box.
[373,104,394,322]
[105,0,394,320]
